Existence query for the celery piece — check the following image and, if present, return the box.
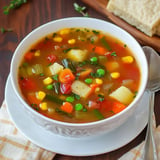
[93,109,104,120]
[100,37,112,51]
[45,94,64,104]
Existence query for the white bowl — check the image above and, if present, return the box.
[10,17,148,138]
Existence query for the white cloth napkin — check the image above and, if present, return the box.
[0,101,56,160]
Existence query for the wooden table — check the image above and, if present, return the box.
[0,0,160,159]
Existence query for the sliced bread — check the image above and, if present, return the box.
[107,0,160,36]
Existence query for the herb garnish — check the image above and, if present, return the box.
[3,0,28,15]
[0,27,13,34]
[73,3,89,17]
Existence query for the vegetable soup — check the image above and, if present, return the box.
[18,28,140,123]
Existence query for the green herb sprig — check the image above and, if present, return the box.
[0,27,13,34]
[3,0,27,15]
[73,3,89,17]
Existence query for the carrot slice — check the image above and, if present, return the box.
[27,93,41,105]
[24,52,34,61]
[79,68,93,79]
[60,102,73,113]
[94,46,106,55]
[112,101,126,114]
[59,68,75,83]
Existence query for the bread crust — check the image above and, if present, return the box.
[107,0,160,36]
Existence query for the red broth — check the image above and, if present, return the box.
[18,28,140,123]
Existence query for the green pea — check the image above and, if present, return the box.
[46,84,53,90]
[85,78,93,84]
[90,57,98,63]
[75,103,83,111]
[66,96,75,103]
[96,69,105,77]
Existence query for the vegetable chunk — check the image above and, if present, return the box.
[49,62,64,75]
[109,86,134,105]
[71,80,91,98]
[67,49,88,62]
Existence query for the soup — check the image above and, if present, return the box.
[18,27,140,123]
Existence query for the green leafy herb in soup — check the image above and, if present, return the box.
[18,28,140,123]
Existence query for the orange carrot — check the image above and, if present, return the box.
[27,93,41,105]
[112,101,126,114]
[24,52,34,61]
[94,46,106,55]
[59,68,75,83]
[79,68,93,79]
[60,102,73,113]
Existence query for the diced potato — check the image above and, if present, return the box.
[71,80,91,98]
[49,62,64,75]
[109,86,134,105]
[67,49,88,62]
[122,79,134,87]
[106,61,119,72]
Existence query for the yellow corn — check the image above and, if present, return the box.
[34,50,40,56]
[110,72,120,79]
[95,87,100,92]
[121,56,134,63]
[95,78,103,85]
[43,77,53,85]
[39,102,48,111]
[59,29,70,35]
[53,36,63,42]
[68,39,76,44]
[36,91,46,101]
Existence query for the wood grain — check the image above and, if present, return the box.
[81,0,160,52]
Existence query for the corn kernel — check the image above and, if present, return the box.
[39,102,48,111]
[36,91,46,101]
[34,50,40,56]
[121,56,134,63]
[68,39,76,44]
[53,36,63,42]
[95,87,100,92]
[95,78,103,85]
[59,29,70,35]
[43,77,53,85]
[110,72,120,79]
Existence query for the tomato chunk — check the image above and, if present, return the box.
[19,78,38,91]
[47,54,57,63]
[24,52,34,61]
[112,101,126,113]
[60,83,72,94]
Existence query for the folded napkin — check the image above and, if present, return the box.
[119,115,160,160]
[0,101,55,160]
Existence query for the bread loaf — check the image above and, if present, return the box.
[107,0,160,37]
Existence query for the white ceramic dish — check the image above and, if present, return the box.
[10,17,148,137]
[5,75,149,156]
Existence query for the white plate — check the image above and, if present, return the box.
[5,76,149,156]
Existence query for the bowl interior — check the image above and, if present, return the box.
[10,17,148,126]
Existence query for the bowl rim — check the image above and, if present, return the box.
[10,17,148,127]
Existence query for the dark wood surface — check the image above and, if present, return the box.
[0,0,160,160]
[81,0,160,52]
